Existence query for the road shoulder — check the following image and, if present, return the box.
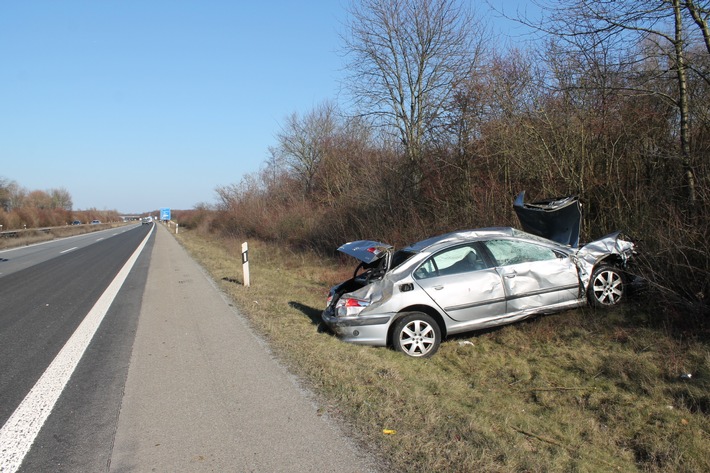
[109,224,375,472]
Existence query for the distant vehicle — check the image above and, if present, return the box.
[91,220,101,224]
[71,220,82,225]
[142,216,153,225]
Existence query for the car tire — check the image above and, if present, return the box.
[588,264,625,308]
[391,312,441,358]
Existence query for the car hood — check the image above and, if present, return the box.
[514,191,582,247]
[337,240,393,264]
[574,231,635,287]
[576,231,634,265]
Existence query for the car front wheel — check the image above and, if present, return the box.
[588,265,625,308]
[392,312,441,358]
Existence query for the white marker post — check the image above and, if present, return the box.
[242,241,250,287]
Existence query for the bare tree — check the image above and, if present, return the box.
[686,0,710,56]
[26,190,52,209]
[343,0,486,195]
[50,188,73,210]
[6,182,26,212]
[273,101,338,194]
[0,177,13,212]
[527,0,710,215]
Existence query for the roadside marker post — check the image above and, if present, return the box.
[242,242,250,287]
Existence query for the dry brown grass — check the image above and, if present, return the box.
[175,229,710,473]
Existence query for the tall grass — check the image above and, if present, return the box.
[175,229,710,472]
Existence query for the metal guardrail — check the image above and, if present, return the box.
[1,227,55,238]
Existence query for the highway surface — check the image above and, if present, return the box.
[0,224,376,472]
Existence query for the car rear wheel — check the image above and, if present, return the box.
[392,312,441,358]
[588,264,625,308]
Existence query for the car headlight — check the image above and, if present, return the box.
[335,297,370,317]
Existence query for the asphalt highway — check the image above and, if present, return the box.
[0,225,140,277]
[0,223,376,472]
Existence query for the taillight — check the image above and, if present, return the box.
[335,297,370,316]
[343,298,368,307]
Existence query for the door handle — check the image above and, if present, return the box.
[433,285,444,290]
[504,271,516,279]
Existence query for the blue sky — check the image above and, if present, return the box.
[1,1,532,213]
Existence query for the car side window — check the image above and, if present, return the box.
[483,239,557,266]
[414,245,488,279]
[413,259,437,279]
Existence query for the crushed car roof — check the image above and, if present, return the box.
[403,228,517,253]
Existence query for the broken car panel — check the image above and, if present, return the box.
[513,190,582,247]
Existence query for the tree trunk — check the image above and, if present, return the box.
[673,0,697,216]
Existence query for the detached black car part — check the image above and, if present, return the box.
[513,191,582,248]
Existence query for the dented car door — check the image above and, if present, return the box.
[482,239,580,314]
[413,243,507,322]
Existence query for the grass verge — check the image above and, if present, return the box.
[175,229,710,472]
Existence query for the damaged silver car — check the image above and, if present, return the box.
[321,193,636,358]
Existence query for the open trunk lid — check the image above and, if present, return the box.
[337,240,393,264]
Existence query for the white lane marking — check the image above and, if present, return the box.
[0,224,140,255]
[60,247,79,254]
[0,225,154,472]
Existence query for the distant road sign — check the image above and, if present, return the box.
[160,208,171,221]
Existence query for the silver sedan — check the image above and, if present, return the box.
[322,227,635,357]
